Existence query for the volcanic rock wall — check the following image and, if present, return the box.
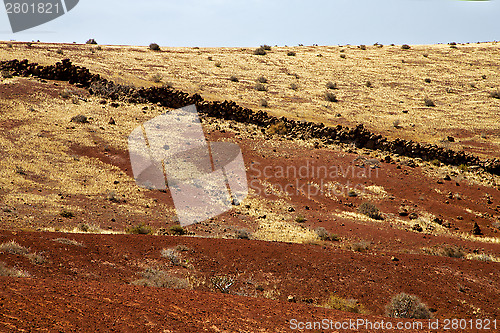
[1,58,499,175]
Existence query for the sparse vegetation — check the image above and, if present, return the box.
[315,227,339,242]
[393,119,401,128]
[358,202,382,220]
[229,75,239,82]
[60,90,72,99]
[324,91,338,102]
[424,98,435,107]
[365,81,372,88]
[490,90,500,99]
[214,61,222,68]
[149,43,161,51]
[257,76,268,84]
[323,295,367,314]
[295,215,306,223]
[6,42,13,48]
[161,248,181,265]
[0,240,29,255]
[424,78,431,83]
[151,73,162,83]
[56,49,63,55]
[0,262,30,278]
[386,293,431,319]
[261,45,272,51]
[235,229,251,239]
[52,238,83,246]
[60,209,74,218]
[259,99,268,107]
[422,244,465,258]
[132,268,190,289]
[253,47,267,55]
[350,241,371,253]
[340,54,346,59]
[290,83,299,90]
[169,225,186,236]
[287,51,296,56]
[86,39,97,45]
[126,223,152,235]
[267,122,287,135]
[359,45,366,50]
[255,83,267,91]
[211,275,234,293]
[401,44,411,50]
[326,81,337,90]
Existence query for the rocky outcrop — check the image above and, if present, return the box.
[2,58,499,175]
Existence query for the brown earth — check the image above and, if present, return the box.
[0,42,499,332]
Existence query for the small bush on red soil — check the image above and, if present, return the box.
[60,209,74,218]
[132,268,190,289]
[169,225,186,236]
[350,241,371,253]
[161,248,181,265]
[0,240,29,255]
[126,223,152,235]
[358,202,382,220]
[441,245,465,258]
[235,229,251,239]
[315,227,340,242]
[386,293,431,319]
[52,238,83,247]
[0,262,30,278]
[323,295,367,314]
[211,275,234,293]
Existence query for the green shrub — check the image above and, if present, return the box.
[385,293,431,319]
[126,223,152,235]
[358,202,382,220]
[169,225,186,236]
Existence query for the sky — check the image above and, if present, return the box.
[0,0,499,47]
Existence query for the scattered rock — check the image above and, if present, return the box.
[109,117,116,125]
[287,295,296,303]
[443,175,451,181]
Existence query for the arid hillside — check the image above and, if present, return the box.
[0,42,499,332]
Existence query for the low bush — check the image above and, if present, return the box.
[211,275,234,293]
[255,83,267,91]
[350,241,371,253]
[149,43,161,51]
[126,223,152,235]
[132,268,190,289]
[385,293,431,319]
[235,229,251,239]
[0,262,30,278]
[358,202,382,220]
[253,47,267,55]
[323,295,367,314]
[169,225,186,236]
[401,44,411,50]
[324,91,338,102]
[267,122,287,135]
[315,227,339,242]
[229,75,239,82]
[86,39,97,44]
[287,51,296,56]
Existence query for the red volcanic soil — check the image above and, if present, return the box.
[0,229,498,332]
